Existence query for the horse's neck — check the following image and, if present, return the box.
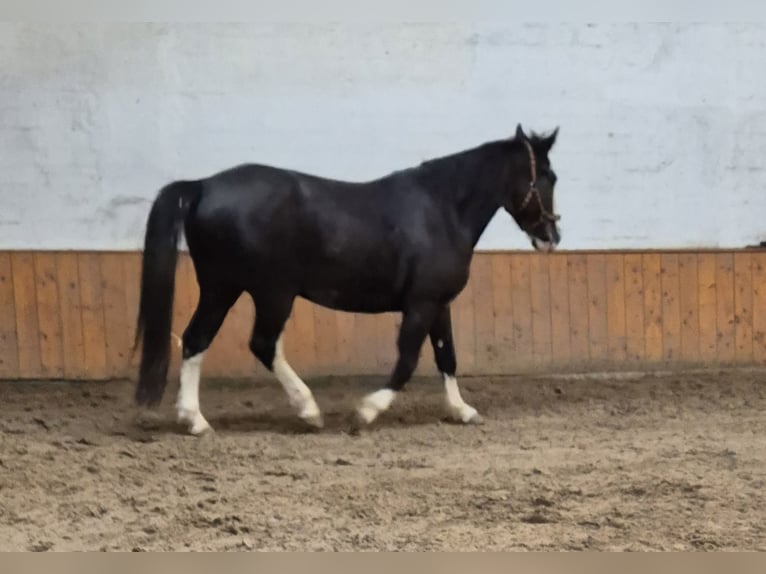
[452,157,505,247]
[460,189,502,247]
[417,143,507,247]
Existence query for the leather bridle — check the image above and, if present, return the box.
[519,139,560,224]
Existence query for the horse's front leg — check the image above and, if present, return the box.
[429,305,482,424]
[355,302,438,425]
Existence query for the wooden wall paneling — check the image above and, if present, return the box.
[529,254,552,366]
[472,256,496,370]
[510,254,533,369]
[605,253,627,362]
[166,255,193,378]
[660,253,681,361]
[122,253,142,378]
[203,293,254,379]
[56,253,87,379]
[0,253,20,378]
[733,252,754,362]
[752,252,766,363]
[491,255,514,371]
[642,254,663,362]
[715,253,736,363]
[567,254,590,366]
[349,308,378,376]
[548,254,572,365]
[375,312,399,374]
[2,250,765,380]
[623,254,645,363]
[222,294,256,378]
[100,253,130,378]
[678,253,700,362]
[313,303,338,374]
[12,252,42,378]
[586,253,608,364]
[453,272,476,375]
[334,310,356,376]
[697,253,719,361]
[34,253,64,378]
[78,253,108,379]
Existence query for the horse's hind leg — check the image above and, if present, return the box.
[429,306,482,424]
[177,286,241,435]
[249,294,323,428]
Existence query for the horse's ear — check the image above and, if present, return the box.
[540,126,559,153]
[515,123,526,140]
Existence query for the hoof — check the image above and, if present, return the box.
[134,408,162,431]
[178,408,213,436]
[349,410,372,435]
[189,419,214,436]
[300,412,324,430]
[465,412,484,425]
[355,404,379,427]
[298,401,324,429]
[447,405,483,425]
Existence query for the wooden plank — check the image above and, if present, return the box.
[100,253,129,378]
[453,266,476,375]
[678,254,700,362]
[715,253,736,363]
[0,253,20,378]
[314,303,338,374]
[660,253,681,362]
[586,253,608,363]
[697,253,718,361]
[78,253,108,379]
[11,252,42,378]
[167,254,194,377]
[122,253,142,378]
[642,253,663,362]
[605,253,627,362]
[292,297,318,374]
[510,254,533,367]
[279,298,303,377]
[207,293,252,379]
[472,255,495,370]
[567,254,590,365]
[733,252,754,362]
[351,310,378,376]
[376,312,399,374]
[491,254,514,371]
[222,294,255,378]
[753,252,766,364]
[335,310,356,375]
[623,254,645,362]
[548,254,571,364]
[34,253,64,378]
[529,254,552,366]
[56,253,87,379]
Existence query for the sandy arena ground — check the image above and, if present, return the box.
[0,370,764,551]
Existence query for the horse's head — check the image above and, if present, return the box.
[504,124,560,253]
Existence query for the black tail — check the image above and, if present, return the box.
[134,180,202,407]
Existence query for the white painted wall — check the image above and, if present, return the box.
[1,22,765,251]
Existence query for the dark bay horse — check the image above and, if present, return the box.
[134,124,560,434]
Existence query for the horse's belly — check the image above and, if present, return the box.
[300,271,403,313]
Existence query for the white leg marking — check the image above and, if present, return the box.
[444,374,482,424]
[176,352,212,435]
[357,389,397,425]
[273,338,323,427]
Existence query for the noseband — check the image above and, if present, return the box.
[518,139,560,224]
